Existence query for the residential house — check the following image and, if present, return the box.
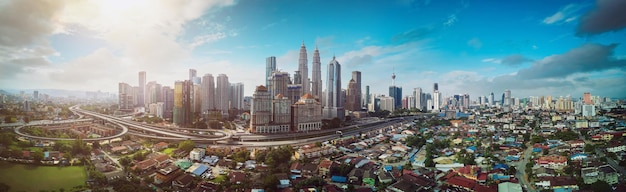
[535,167,556,177]
[536,155,568,169]
[607,141,625,153]
[133,158,157,173]
[172,174,194,189]
[153,142,169,151]
[318,159,334,177]
[294,146,335,159]
[535,176,578,191]
[228,171,246,185]
[154,165,182,185]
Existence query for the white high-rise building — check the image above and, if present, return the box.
[311,47,322,100]
[433,91,441,111]
[413,87,422,110]
[230,83,244,110]
[298,42,309,94]
[379,96,395,112]
[138,71,146,107]
[201,74,215,112]
[323,56,344,120]
[216,74,230,115]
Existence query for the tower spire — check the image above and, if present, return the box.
[392,66,396,86]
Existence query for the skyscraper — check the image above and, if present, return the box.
[311,47,322,100]
[138,71,146,107]
[433,83,438,92]
[250,85,272,133]
[201,74,215,112]
[389,72,402,108]
[173,80,192,127]
[323,56,343,120]
[351,71,361,110]
[216,74,230,115]
[298,42,309,94]
[189,69,197,81]
[268,71,290,99]
[365,85,370,109]
[413,87,423,110]
[504,89,511,106]
[346,79,359,111]
[162,86,174,119]
[490,92,495,106]
[266,56,276,87]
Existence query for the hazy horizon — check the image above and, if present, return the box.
[1,0,626,99]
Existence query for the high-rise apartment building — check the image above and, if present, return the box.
[266,56,276,87]
[230,83,244,110]
[323,56,344,120]
[118,82,134,111]
[379,96,395,112]
[138,71,146,107]
[311,47,322,100]
[298,42,309,94]
[173,80,192,127]
[489,92,495,106]
[433,91,441,111]
[216,74,230,115]
[413,87,423,110]
[201,74,215,112]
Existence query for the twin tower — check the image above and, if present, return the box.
[264,42,346,121]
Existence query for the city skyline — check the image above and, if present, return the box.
[1,0,626,99]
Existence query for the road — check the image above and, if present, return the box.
[513,143,536,192]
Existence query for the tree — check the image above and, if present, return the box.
[119,157,132,167]
[262,174,278,190]
[507,166,517,175]
[404,161,413,170]
[33,150,44,163]
[178,140,196,153]
[589,180,612,192]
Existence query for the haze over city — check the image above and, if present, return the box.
[1,0,626,98]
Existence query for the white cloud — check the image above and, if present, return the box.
[543,4,583,24]
[481,58,501,64]
[444,14,458,26]
[0,0,237,91]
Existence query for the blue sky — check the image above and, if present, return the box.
[1,0,625,99]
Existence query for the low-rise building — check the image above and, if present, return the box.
[189,148,205,161]
[581,165,620,185]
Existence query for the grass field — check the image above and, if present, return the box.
[0,161,87,192]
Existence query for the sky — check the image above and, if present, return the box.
[1,0,626,99]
